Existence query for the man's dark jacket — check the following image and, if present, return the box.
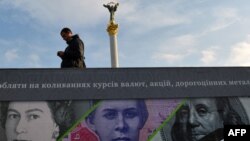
[61,35,86,68]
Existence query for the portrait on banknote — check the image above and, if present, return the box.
[85,100,148,141]
[159,97,250,141]
[63,99,183,141]
[0,100,90,141]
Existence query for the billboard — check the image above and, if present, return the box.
[1,68,250,141]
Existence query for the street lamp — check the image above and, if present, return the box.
[103,0,119,68]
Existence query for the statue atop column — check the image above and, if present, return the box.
[103,1,120,68]
[103,2,119,21]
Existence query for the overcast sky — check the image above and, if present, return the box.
[1,0,250,68]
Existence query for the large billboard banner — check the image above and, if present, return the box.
[1,68,250,141]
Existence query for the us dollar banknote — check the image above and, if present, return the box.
[154,97,250,141]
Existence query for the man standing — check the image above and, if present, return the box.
[57,27,86,68]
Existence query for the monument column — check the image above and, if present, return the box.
[104,1,119,68]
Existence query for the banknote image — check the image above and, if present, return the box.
[63,121,99,141]
[63,99,183,141]
[85,100,148,141]
[159,97,250,141]
[140,99,182,141]
[0,100,90,141]
[63,100,149,141]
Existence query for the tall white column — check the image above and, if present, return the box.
[109,34,119,67]
[107,21,119,68]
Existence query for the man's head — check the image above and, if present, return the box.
[60,27,73,42]
[171,98,247,141]
[86,100,148,141]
